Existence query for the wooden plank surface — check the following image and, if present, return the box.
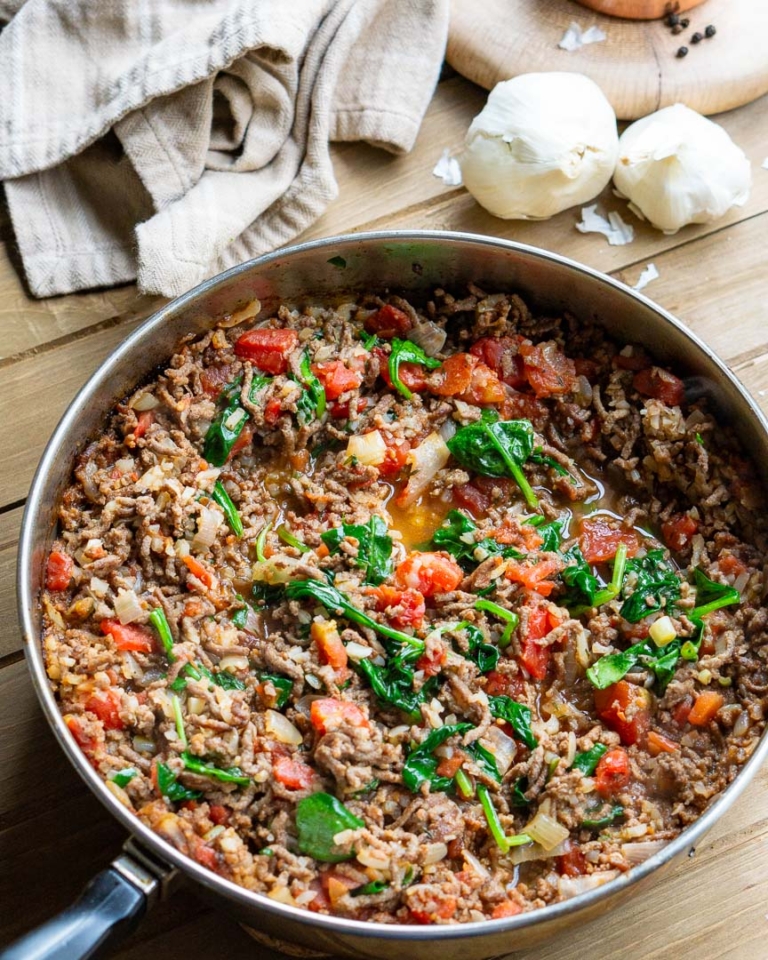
[2,69,768,960]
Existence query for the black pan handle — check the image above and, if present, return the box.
[0,841,173,960]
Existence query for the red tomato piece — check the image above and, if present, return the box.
[416,644,447,678]
[394,552,464,598]
[228,422,253,458]
[579,516,640,564]
[192,841,220,873]
[647,730,679,756]
[633,367,685,407]
[410,898,458,924]
[672,699,693,728]
[200,362,240,397]
[462,362,506,405]
[182,555,216,589]
[209,804,231,825]
[557,847,588,877]
[519,603,560,680]
[263,399,283,425]
[505,557,564,598]
[491,900,523,919]
[330,398,368,420]
[435,750,466,778]
[469,336,527,389]
[84,689,123,730]
[364,304,413,339]
[373,347,428,394]
[484,671,526,699]
[594,681,652,746]
[427,352,476,396]
[307,879,331,913]
[688,691,724,727]
[100,619,155,653]
[594,748,630,796]
[718,554,748,578]
[64,715,102,763]
[499,388,547,424]
[370,585,426,628]
[453,481,491,516]
[519,340,577,398]
[573,358,598,381]
[310,621,350,680]
[273,756,316,790]
[46,550,74,591]
[310,698,368,736]
[377,435,411,478]
[133,410,155,439]
[661,513,699,552]
[613,349,651,372]
[311,360,363,401]
[234,328,299,375]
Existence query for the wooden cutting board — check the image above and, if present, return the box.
[447,0,768,119]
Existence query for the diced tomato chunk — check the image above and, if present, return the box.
[209,804,231,825]
[234,328,299,374]
[182,554,216,589]
[409,898,458,924]
[427,352,476,396]
[307,878,331,913]
[469,336,527,389]
[661,513,698,552]
[519,340,577,398]
[672,699,693,727]
[373,347,428,394]
[310,698,368,736]
[416,644,447,678]
[557,847,588,877]
[688,691,724,727]
[499,388,547,424]
[133,410,155,439]
[491,900,523,919]
[192,841,220,873]
[453,481,491,516]
[518,603,559,680]
[46,550,74,591]
[505,557,564,597]
[485,670,526,699]
[200,362,240,397]
[272,756,316,790]
[719,554,748,578]
[263,399,283,425]
[395,552,463,598]
[100,619,155,653]
[64,715,102,763]
[311,360,363,401]
[579,516,640,564]
[613,348,651,372]
[594,681,652,746]
[310,621,350,680]
[573,358,598,381]
[462,362,506,405]
[633,367,685,407]
[647,730,679,756]
[330,398,368,420]
[435,750,466,778]
[377,435,411,477]
[594,748,630,796]
[228,422,253,458]
[370,585,425,628]
[84,689,124,730]
[364,304,413,339]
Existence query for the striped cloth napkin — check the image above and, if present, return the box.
[0,0,448,298]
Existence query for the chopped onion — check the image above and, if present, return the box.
[345,641,373,662]
[621,840,667,865]
[462,849,490,879]
[222,298,261,328]
[195,467,221,489]
[265,709,303,746]
[525,807,570,851]
[203,825,225,842]
[305,674,322,689]
[133,736,156,754]
[509,838,570,865]
[114,588,144,625]
[439,419,457,442]
[252,555,303,585]
[89,577,110,599]
[356,847,390,869]
[121,652,143,681]
[191,506,222,552]
[187,696,206,716]
[734,570,751,594]
[105,780,133,808]
[267,886,297,906]
[295,890,319,906]
[218,655,249,673]
[481,725,516,775]
[733,710,751,737]
[564,731,577,768]
[130,391,160,411]
[295,695,324,717]
[346,430,386,466]
[423,841,448,864]
[398,431,450,507]
[558,871,618,899]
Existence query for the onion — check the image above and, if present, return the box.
[423,842,448,864]
[305,674,322,689]
[462,850,490,879]
[481,725,516,775]
[345,641,373,662]
[733,710,751,737]
[621,840,667,865]
[195,467,221,489]
[121,652,143,681]
[222,298,261,328]
[191,506,222,552]
[267,886,297,906]
[346,430,386,466]
[558,871,619,899]
[408,320,446,357]
[439,419,457,442]
[130,391,160,411]
[265,709,303,745]
[203,825,225,842]
[114,588,144,625]
[218,655,249,673]
[89,577,110,599]
[356,847,390,869]
[187,697,206,716]
[525,806,570,851]
[509,838,570,865]
[252,555,304,585]
[105,780,133,808]
[734,570,751,594]
[133,736,156,754]
[398,431,450,507]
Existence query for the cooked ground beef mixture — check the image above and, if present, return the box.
[42,286,768,924]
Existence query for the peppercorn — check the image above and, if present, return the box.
[666,12,680,26]
[705,24,716,38]
[676,46,688,58]
[671,23,683,34]
[691,31,703,43]
[680,17,689,27]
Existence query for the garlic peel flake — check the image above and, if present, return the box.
[432,148,463,186]
[461,73,618,220]
[558,23,607,52]
[576,205,634,246]
[633,263,659,292]
[614,104,751,234]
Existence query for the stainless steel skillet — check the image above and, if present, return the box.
[7,231,768,960]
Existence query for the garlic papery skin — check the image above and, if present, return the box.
[460,72,618,220]
[614,104,751,234]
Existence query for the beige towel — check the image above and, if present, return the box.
[0,0,448,298]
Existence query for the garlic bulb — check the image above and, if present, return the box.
[614,104,751,234]
[461,72,618,220]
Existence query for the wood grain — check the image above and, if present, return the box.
[447,0,768,119]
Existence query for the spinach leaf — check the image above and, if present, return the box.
[402,723,472,793]
[351,879,388,897]
[619,549,681,622]
[474,599,519,648]
[170,661,246,693]
[488,695,538,749]
[150,607,175,662]
[560,544,600,606]
[430,509,522,572]
[463,623,499,673]
[465,740,502,784]
[258,673,292,708]
[295,792,364,862]
[586,638,682,691]
[571,743,608,776]
[690,568,741,618]
[530,448,569,476]
[251,581,285,606]
[388,338,441,400]
[156,762,202,802]
[181,751,251,786]
[581,804,624,830]
[510,778,530,807]
[284,579,424,652]
[293,351,326,423]
[537,515,569,552]
[203,394,250,467]
[358,657,432,719]
[211,480,243,537]
[109,768,138,789]
[321,516,393,585]
[446,414,539,510]
[277,524,311,554]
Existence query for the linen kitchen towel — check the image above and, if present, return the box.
[0,0,448,297]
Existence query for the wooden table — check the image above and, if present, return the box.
[2,73,768,960]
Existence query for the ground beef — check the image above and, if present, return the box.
[41,288,768,925]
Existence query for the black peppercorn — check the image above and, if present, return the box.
[671,23,683,34]
[667,13,680,26]
[705,24,716,38]
[680,18,689,27]
[691,31,703,43]
[676,46,688,58]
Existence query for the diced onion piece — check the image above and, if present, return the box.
[133,736,156,754]
[196,467,221,489]
[105,780,133,808]
[89,577,110,599]
[462,849,490,879]
[423,841,448,865]
[525,808,570,851]
[346,430,387,466]
[398,431,450,507]
[481,725,517,776]
[218,655,249,673]
[649,615,676,647]
[43,597,66,629]
[345,642,373,662]
[203,825,225,842]
[356,847,390,869]
[265,709,303,746]
[191,506,222,553]
[509,838,570,865]
[558,870,619,899]
[268,886,297,906]
[187,697,206,716]
[224,299,261,328]
[130,392,160,411]
[621,840,667,865]
[114,588,144,625]
[224,407,248,433]
[295,890,319,906]
[252,555,303,585]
